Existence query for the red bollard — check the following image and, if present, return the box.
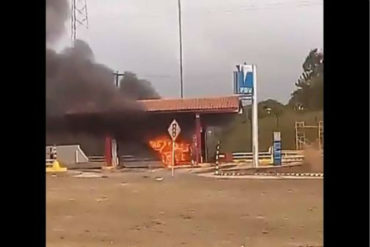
[105,135,112,167]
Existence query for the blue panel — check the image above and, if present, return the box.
[233,69,253,95]
[244,72,253,88]
[273,141,282,166]
[238,71,244,87]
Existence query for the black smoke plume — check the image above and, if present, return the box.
[46,0,69,44]
[46,0,160,141]
[46,40,146,118]
[45,0,234,157]
[119,72,160,100]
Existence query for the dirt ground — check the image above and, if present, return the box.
[47,169,323,247]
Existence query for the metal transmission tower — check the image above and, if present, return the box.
[71,0,89,42]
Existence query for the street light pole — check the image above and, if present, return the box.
[177,0,184,98]
[264,106,280,130]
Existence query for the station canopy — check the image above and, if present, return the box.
[66,95,243,116]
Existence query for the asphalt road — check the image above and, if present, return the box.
[47,169,323,247]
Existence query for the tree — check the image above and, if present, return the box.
[289,49,323,110]
[259,99,285,118]
[242,99,285,121]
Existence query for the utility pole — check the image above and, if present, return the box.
[177,0,184,98]
[275,113,280,129]
[110,70,124,169]
[113,71,125,88]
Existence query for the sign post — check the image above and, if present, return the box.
[168,119,181,176]
[251,64,259,168]
[273,132,282,166]
[234,63,259,168]
[172,141,175,176]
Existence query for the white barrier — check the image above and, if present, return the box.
[46,145,89,165]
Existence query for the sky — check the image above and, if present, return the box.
[52,0,323,104]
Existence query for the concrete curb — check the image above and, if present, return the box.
[218,172,323,177]
[198,172,323,180]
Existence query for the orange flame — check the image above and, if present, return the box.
[148,135,191,166]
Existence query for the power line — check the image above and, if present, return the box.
[110,1,322,19]
[183,1,322,15]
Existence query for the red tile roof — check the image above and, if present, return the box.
[138,95,241,113]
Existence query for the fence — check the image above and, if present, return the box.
[87,155,158,163]
[84,148,323,166]
[232,148,306,163]
[87,156,104,163]
[87,151,307,165]
[87,155,162,168]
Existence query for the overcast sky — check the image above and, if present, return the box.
[53,0,323,103]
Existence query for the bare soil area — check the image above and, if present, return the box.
[47,169,323,247]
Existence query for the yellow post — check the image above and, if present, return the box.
[46,160,67,173]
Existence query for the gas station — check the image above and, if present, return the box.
[59,63,283,170]
[88,95,244,169]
